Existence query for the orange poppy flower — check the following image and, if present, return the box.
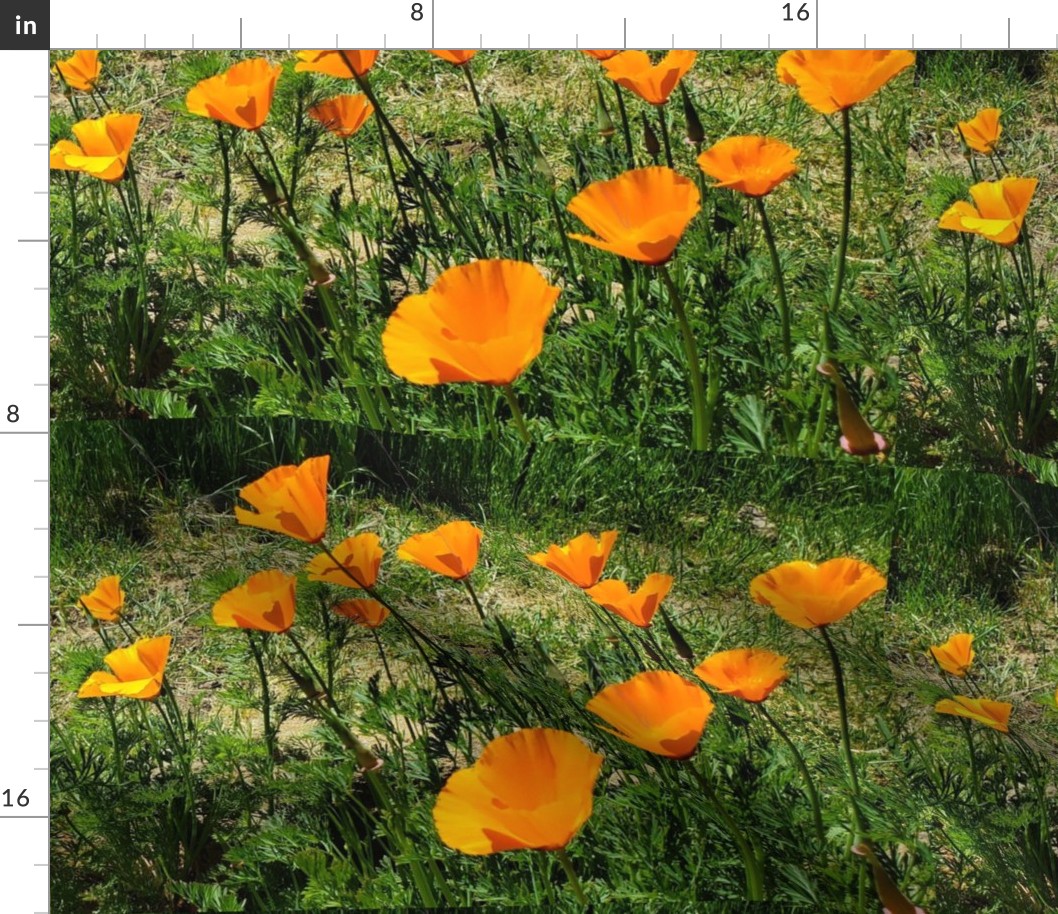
[433,727,603,855]
[430,50,478,66]
[935,695,1011,733]
[817,361,889,456]
[749,558,886,629]
[776,50,915,114]
[306,532,383,589]
[694,648,789,702]
[49,113,141,183]
[929,633,975,678]
[53,50,101,91]
[397,520,482,580]
[78,635,172,700]
[295,50,379,79]
[601,50,697,105]
[235,455,329,543]
[582,50,620,61]
[938,177,1037,247]
[528,530,619,589]
[185,58,281,131]
[956,108,1001,155]
[333,598,389,628]
[79,575,125,623]
[212,570,297,633]
[586,670,714,759]
[308,94,374,138]
[382,260,560,386]
[585,573,674,627]
[567,167,700,266]
[697,135,800,198]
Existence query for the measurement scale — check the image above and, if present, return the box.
[6,0,1057,909]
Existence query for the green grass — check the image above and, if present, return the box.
[51,421,1058,912]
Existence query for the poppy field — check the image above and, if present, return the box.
[51,418,1058,912]
[49,46,1058,913]
[48,49,1058,475]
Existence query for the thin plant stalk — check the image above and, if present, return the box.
[371,627,397,692]
[810,108,854,456]
[463,577,488,623]
[462,63,514,248]
[818,627,866,832]
[684,760,766,900]
[501,384,532,444]
[659,264,711,450]
[657,103,675,169]
[961,235,974,328]
[554,848,589,905]
[316,545,453,699]
[285,629,342,715]
[349,62,485,256]
[245,631,276,761]
[757,702,825,843]
[548,191,578,281]
[215,123,234,295]
[754,196,792,383]
[255,129,295,220]
[612,82,635,167]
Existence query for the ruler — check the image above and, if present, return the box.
[11,0,1058,910]
[1,7,49,912]
[47,0,1058,50]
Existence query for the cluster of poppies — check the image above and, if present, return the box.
[73,452,1043,880]
[50,48,1042,455]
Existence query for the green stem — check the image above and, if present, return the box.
[809,108,853,457]
[657,103,674,169]
[216,123,233,296]
[758,703,825,843]
[612,82,635,167]
[961,718,981,796]
[554,848,589,905]
[685,760,766,900]
[754,196,792,383]
[463,577,488,623]
[102,699,123,780]
[827,108,854,351]
[246,632,276,761]
[255,129,295,221]
[371,628,397,692]
[352,65,485,257]
[285,629,342,716]
[659,264,710,450]
[369,94,412,232]
[549,191,578,281]
[366,768,445,906]
[819,627,866,833]
[501,384,532,444]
